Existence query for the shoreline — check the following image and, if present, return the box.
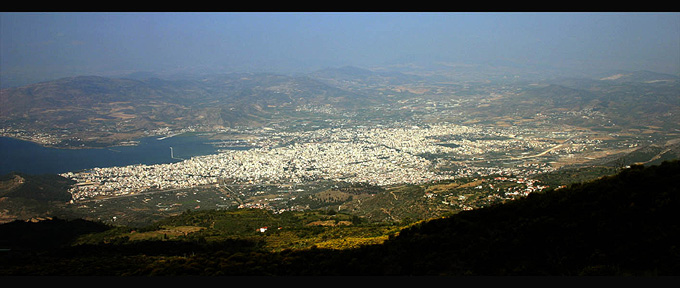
[0,135,139,150]
[0,133,220,176]
[0,132,198,150]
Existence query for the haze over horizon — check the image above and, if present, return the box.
[1,12,679,88]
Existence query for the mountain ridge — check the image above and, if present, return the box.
[0,71,375,147]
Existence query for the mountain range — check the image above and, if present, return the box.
[2,66,678,147]
[0,67,679,137]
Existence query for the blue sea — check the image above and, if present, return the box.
[0,134,224,175]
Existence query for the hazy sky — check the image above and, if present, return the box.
[1,12,679,87]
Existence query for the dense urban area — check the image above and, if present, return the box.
[59,123,575,199]
[2,67,678,226]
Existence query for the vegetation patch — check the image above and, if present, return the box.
[311,190,353,203]
[424,181,460,193]
[127,226,204,241]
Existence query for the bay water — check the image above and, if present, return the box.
[0,134,224,175]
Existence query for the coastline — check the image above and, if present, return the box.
[0,134,219,176]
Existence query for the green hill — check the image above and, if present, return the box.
[0,173,74,224]
[0,172,73,202]
[1,160,678,276]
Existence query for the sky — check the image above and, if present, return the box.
[1,12,679,88]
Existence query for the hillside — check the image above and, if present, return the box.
[463,70,680,130]
[371,160,680,275]
[1,160,677,276]
[0,73,370,147]
[0,173,74,224]
[2,68,678,148]
[0,172,73,201]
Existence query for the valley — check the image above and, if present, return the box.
[1,66,678,227]
[2,12,679,277]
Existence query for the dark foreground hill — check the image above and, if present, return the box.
[0,160,678,276]
[269,160,680,276]
[374,160,680,275]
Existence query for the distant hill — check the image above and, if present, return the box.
[597,70,680,83]
[2,68,678,147]
[0,73,371,147]
[308,65,424,88]
[516,84,598,109]
[495,71,680,130]
[0,73,365,119]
